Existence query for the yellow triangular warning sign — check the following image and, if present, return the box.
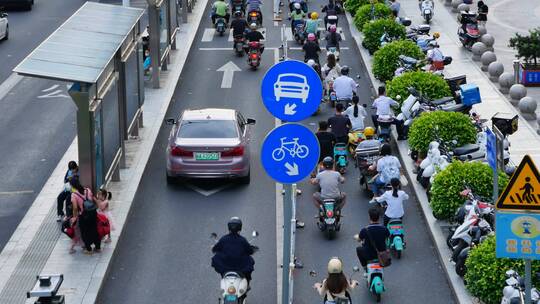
[497,155,540,211]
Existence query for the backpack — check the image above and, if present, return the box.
[96,213,111,239]
[325,292,351,304]
[75,190,96,219]
[325,4,337,16]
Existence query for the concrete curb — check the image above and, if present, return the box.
[345,11,475,304]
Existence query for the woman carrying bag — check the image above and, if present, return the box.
[71,179,101,255]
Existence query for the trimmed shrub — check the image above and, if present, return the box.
[465,235,540,304]
[430,161,508,220]
[362,18,406,54]
[353,3,392,32]
[408,111,477,155]
[345,0,381,16]
[372,40,424,82]
[386,71,452,107]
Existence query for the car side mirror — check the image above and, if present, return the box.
[247,118,256,125]
[165,118,176,125]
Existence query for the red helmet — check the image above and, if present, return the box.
[329,25,337,32]
[307,33,316,41]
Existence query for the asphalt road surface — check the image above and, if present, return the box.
[97,0,455,303]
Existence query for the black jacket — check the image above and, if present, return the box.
[212,233,255,275]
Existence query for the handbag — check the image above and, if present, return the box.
[366,226,392,267]
[61,218,75,239]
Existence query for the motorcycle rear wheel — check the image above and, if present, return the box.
[326,228,336,240]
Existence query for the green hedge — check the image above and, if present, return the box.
[362,19,406,54]
[408,111,477,155]
[372,40,424,82]
[353,3,392,32]
[430,161,508,220]
[465,235,540,304]
[345,0,381,16]
[386,71,452,108]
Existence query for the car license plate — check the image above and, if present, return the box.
[194,152,219,161]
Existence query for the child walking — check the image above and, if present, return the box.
[96,189,115,243]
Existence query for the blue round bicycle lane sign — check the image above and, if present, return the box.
[260,60,323,122]
[261,123,320,184]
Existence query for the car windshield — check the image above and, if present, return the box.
[177,119,238,138]
[279,75,305,83]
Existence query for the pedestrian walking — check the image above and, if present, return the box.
[71,179,101,255]
[96,189,115,243]
[56,161,78,222]
[477,1,488,26]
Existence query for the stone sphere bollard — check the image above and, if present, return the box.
[480,34,495,52]
[488,61,504,82]
[498,72,515,94]
[472,42,487,61]
[518,96,538,120]
[509,84,527,105]
[457,3,469,13]
[452,0,463,12]
[479,24,487,36]
[480,51,496,71]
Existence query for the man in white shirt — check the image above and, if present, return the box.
[333,65,358,102]
[372,86,406,140]
[426,41,444,71]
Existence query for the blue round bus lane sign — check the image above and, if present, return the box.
[261,123,320,184]
[261,60,323,121]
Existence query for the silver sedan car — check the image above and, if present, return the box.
[165,108,255,184]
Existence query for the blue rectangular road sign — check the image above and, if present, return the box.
[486,129,497,171]
[496,211,540,260]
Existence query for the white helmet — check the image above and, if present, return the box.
[293,2,301,9]
[307,59,316,67]
[250,23,258,30]
[327,258,343,274]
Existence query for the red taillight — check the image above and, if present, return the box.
[221,146,244,157]
[326,210,334,218]
[171,146,193,157]
[250,53,258,59]
[250,12,257,17]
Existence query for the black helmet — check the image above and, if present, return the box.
[228,217,242,233]
[322,156,334,169]
[380,143,391,156]
[341,65,349,75]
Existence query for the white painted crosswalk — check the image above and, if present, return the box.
[200,27,346,42]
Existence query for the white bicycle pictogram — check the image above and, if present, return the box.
[271,137,310,161]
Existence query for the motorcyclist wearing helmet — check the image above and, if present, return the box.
[290,3,306,36]
[369,143,401,196]
[333,65,358,102]
[356,126,379,149]
[289,0,307,13]
[211,217,256,282]
[212,0,230,24]
[311,156,346,210]
[244,23,265,53]
[322,0,340,29]
[325,24,342,51]
[305,12,320,39]
[231,11,248,44]
[313,258,358,302]
[246,0,263,24]
[426,40,444,71]
[303,33,321,64]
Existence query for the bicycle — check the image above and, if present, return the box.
[272,137,310,161]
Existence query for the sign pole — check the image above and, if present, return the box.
[281,183,293,304]
[526,259,532,303]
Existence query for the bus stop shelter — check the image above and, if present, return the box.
[13,2,145,191]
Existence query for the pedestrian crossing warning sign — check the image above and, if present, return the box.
[497,155,540,211]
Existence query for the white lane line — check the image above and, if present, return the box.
[41,84,59,92]
[0,190,34,195]
[0,73,24,102]
[284,27,293,41]
[202,28,216,42]
[274,47,283,304]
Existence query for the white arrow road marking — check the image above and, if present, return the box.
[184,183,233,196]
[285,162,299,176]
[38,84,69,99]
[284,103,297,115]
[217,61,241,89]
[42,84,60,92]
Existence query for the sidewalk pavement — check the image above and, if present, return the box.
[440,0,540,132]
[0,1,208,303]
[346,1,540,303]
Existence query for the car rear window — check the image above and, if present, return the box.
[177,120,238,138]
